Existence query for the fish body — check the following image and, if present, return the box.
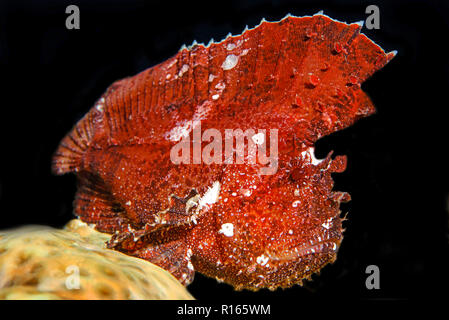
[53,14,394,290]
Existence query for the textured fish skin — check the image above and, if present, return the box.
[52,14,395,290]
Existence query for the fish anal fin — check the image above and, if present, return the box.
[109,225,195,286]
[136,240,195,286]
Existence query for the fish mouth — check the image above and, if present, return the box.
[265,238,340,263]
[265,215,343,263]
[242,238,342,290]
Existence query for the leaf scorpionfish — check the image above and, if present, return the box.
[53,13,395,290]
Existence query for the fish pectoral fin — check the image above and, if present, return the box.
[74,170,132,233]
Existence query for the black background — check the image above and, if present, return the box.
[0,0,448,303]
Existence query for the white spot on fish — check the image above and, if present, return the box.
[166,59,177,69]
[322,218,332,229]
[227,43,236,51]
[198,181,221,211]
[178,64,189,77]
[215,82,226,90]
[256,254,269,266]
[221,54,239,70]
[218,223,234,237]
[301,147,324,165]
[95,97,105,112]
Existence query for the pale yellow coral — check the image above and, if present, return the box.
[0,219,194,300]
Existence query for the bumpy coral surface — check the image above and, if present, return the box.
[0,220,194,300]
[52,14,395,290]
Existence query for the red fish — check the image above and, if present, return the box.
[52,13,395,290]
